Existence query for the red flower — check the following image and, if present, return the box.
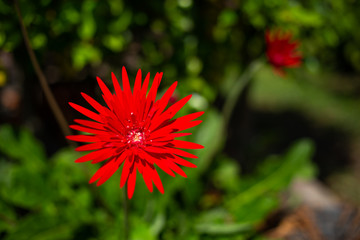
[67,67,204,198]
[265,29,302,75]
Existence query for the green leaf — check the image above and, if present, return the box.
[4,213,73,240]
[78,0,97,40]
[72,43,102,69]
[0,125,46,169]
[227,139,315,223]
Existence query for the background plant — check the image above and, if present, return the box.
[1,0,360,239]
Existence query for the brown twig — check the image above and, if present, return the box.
[14,0,74,146]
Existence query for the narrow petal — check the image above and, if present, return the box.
[127,168,137,199]
[74,119,105,130]
[141,165,154,192]
[157,81,178,113]
[172,155,197,168]
[168,148,198,159]
[171,132,192,138]
[91,149,117,164]
[139,150,175,177]
[171,140,204,149]
[120,156,132,188]
[111,72,123,96]
[96,159,119,186]
[173,120,202,132]
[70,125,106,135]
[89,159,115,184]
[147,72,163,104]
[133,69,142,98]
[122,67,132,96]
[69,102,102,122]
[140,72,150,97]
[174,111,204,124]
[149,168,164,194]
[165,94,192,118]
[81,92,105,113]
[150,95,192,132]
[75,148,113,163]
[66,135,98,143]
[166,161,187,178]
[76,142,104,151]
[97,77,114,103]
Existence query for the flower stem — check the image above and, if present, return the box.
[123,185,130,240]
[222,59,264,131]
[13,0,74,146]
[198,60,263,175]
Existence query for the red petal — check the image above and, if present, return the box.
[89,159,115,184]
[156,161,176,177]
[75,148,112,163]
[69,102,102,122]
[69,125,105,135]
[122,66,132,96]
[149,168,164,194]
[120,156,132,188]
[127,168,137,199]
[172,156,197,168]
[81,92,105,113]
[147,72,163,104]
[172,140,204,149]
[66,135,98,143]
[166,94,192,118]
[91,149,117,164]
[141,72,150,97]
[150,95,192,132]
[166,161,187,178]
[111,72,123,96]
[96,159,119,186]
[145,146,167,153]
[174,111,204,124]
[96,77,114,104]
[133,69,142,99]
[139,150,175,177]
[141,165,154,192]
[168,148,198,159]
[148,126,173,140]
[158,81,177,112]
[171,132,192,138]
[174,120,202,132]
[76,142,104,151]
[74,119,105,130]
[150,81,177,123]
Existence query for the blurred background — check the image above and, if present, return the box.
[1,0,360,239]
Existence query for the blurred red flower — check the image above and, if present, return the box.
[67,67,204,198]
[265,29,302,75]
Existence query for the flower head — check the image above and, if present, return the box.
[265,29,302,75]
[67,67,204,198]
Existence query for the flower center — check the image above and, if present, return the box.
[126,129,146,147]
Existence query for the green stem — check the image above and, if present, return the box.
[123,186,129,240]
[198,60,263,175]
[14,0,74,146]
[222,60,264,133]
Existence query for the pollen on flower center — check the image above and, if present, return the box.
[126,129,146,147]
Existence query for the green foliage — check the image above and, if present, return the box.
[1,0,360,81]
[194,140,315,239]
[0,125,316,239]
[227,139,315,223]
[1,0,358,238]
